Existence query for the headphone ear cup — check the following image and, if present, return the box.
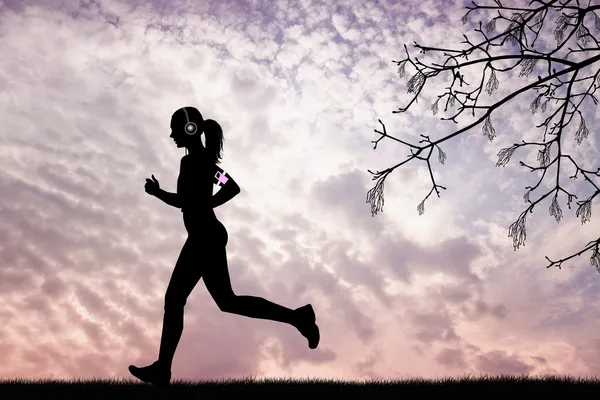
[185,122,197,135]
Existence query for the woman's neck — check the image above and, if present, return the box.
[187,146,209,158]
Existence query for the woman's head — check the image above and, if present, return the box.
[170,107,224,164]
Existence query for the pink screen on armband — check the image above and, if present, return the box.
[216,172,228,184]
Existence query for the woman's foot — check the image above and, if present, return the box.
[128,361,171,387]
[294,304,320,349]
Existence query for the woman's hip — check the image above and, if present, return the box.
[183,214,228,246]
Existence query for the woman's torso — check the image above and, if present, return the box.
[178,154,228,246]
[178,153,217,221]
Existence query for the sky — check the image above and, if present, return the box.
[1,0,600,383]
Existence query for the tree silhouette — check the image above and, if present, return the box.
[367,0,600,271]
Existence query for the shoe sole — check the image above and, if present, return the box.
[128,365,171,387]
[299,304,319,349]
[309,323,320,349]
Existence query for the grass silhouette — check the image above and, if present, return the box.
[1,374,599,398]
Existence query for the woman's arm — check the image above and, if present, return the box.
[211,164,240,208]
[212,185,240,208]
[213,165,240,191]
[155,188,182,209]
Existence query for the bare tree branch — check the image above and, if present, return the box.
[368,0,600,271]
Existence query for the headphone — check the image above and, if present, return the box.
[182,107,198,135]
[182,107,201,156]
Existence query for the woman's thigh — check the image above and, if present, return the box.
[164,237,207,306]
[202,245,235,307]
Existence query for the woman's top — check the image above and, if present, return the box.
[177,153,217,220]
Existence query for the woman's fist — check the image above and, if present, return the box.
[145,174,160,196]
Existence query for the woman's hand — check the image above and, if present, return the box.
[145,174,160,196]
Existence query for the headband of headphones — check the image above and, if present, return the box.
[182,107,201,136]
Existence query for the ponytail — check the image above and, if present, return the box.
[203,119,224,164]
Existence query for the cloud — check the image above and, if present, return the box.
[435,348,467,370]
[474,350,536,376]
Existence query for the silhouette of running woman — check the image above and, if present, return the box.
[129,107,319,386]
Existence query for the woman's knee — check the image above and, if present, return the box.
[164,294,187,311]
[216,294,237,312]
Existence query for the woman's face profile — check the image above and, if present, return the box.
[170,117,186,148]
